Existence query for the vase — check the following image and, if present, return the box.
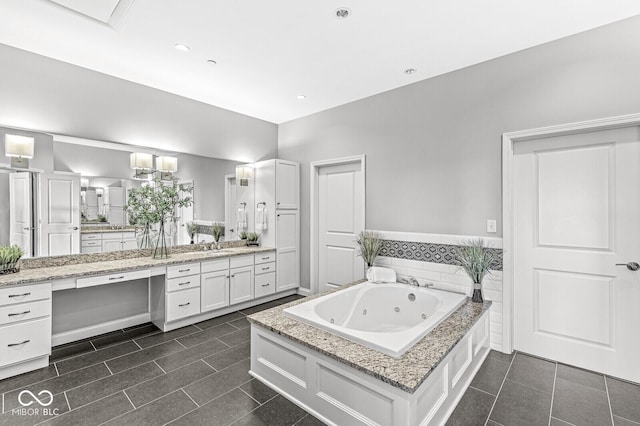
[137,223,154,249]
[472,282,484,303]
[153,220,170,259]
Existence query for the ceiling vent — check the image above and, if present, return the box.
[48,0,136,28]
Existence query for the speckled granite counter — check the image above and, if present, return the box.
[248,283,491,393]
[81,226,138,233]
[0,246,274,287]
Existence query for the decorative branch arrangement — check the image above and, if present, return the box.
[356,231,382,268]
[454,239,494,303]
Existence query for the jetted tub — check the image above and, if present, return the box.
[283,281,466,357]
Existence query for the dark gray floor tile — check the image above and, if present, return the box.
[42,391,133,426]
[489,379,552,426]
[0,364,58,394]
[239,300,282,315]
[105,390,197,426]
[126,360,215,407]
[556,363,605,391]
[470,357,510,395]
[183,358,252,405]
[3,363,111,411]
[446,386,495,426]
[203,341,251,371]
[106,340,184,374]
[218,327,251,347]
[134,325,200,348]
[550,418,575,426]
[66,362,163,409]
[552,377,612,426]
[295,413,327,426]
[170,388,258,426]
[232,394,307,426]
[155,338,229,372]
[614,415,640,425]
[506,353,556,393]
[275,295,305,305]
[92,324,160,349]
[55,341,139,375]
[488,350,515,364]
[176,323,238,348]
[486,421,504,426]
[50,341,95,363]
[195,311,246,329]
[0,391,69,426]
[607,377,640,423]
[239,378,278,404]
[229,317,251,330]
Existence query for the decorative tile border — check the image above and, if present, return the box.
[379,239,503,271]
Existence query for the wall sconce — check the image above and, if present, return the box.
[5,134,34,168]
[130,152,153,179]
[156,156,178,180]
[235,164,253,187]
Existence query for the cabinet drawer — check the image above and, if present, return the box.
[167,275,201,292]
[102,232,123,240]
[167,263,201,279]
[81,240,102,248]
[0,300,51,326]
[81,246,102,254]
[201,258,230,273]
[0,284,51,307]
[81,233,102,241]
[255,272,276,298]
[255,262,276,275]
[0,317,51,367]
[230,255,254,269]
[255,252,276,265]
[122,232,136,240]
[166,288,200,322]
[76,269,151,289]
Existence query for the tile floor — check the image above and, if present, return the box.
[1,294,638,426]
[447,350,640,426]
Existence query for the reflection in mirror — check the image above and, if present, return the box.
[0,169,37,258]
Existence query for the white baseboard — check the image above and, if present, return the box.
[52,313,151,346]
[296,287,311,297]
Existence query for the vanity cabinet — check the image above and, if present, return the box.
[165,263,201,322]
[229,255,255,305]
[201,259,230,312]
[82,231,137,253]
[275,160,299,210]
[276,210,299,292]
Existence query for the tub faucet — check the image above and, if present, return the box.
[399,276,420,286]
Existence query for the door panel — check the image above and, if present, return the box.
[514,128,640,383]
[40,173,80,256]
[276,210,299,291]
[9,172,32,257]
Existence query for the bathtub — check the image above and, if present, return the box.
[283,282,467,357]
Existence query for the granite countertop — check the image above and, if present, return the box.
[248,283,491,393]
[81,226,138,234]
[0,246,274,287]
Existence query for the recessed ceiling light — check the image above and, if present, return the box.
[297,95,306,100]
[207,59,217,65]
[335,8,351,19]
[174,43,190,52]
[405,68,417,74]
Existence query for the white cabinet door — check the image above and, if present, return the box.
[201,270,230,312]
[122,239,137,250]
[102,240,122,252]
[40,172,81,256]
[276,210,299,292]
[108,207,125,226]
[275,160,299,210]
[230,266,254,305]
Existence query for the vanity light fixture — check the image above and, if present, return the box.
[130,152,153,180]
[4,134,34,168]
[235,164,253,187]
[156,156,178,180]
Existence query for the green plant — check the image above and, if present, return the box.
[0,245,23,271]
[212,223,225,242]
[246,232,259,243]
[454,239,495,303]
[239,231,248,240]
[186,222,198,239]
[356,231,382,267]
[97,214,107,222]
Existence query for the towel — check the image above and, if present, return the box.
[236,206,247,230]
[256,205,267,231]
[366,267,397,283]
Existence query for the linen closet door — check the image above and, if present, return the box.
[513,127,640,383]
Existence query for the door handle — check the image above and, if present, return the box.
[23,227,34,231]
[616,262,640,271]
[72,227,79,231]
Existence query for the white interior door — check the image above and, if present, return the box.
[513,127,640,383]
[225,175,237,240]
[9,172,32,257]
[40,172,81,256]
[318,161,365,293]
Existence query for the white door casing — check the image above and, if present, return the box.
[225,175,237,241]
[506,117,640,383]
[9,172,33,257]
[313,157,365,294]
[40,172,81,256]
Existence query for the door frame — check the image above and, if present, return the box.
[310,155,366,295]
[502,112,640,354]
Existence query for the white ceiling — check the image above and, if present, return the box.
[1,0,639,124]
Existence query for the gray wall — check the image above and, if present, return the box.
[0,43,278,162]
[278,15,640,289]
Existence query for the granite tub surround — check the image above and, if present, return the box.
[0,244,272,287]
[248,282,491,393]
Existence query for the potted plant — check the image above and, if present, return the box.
[186,222,198,244]
[239,231,248,241]
[212,223,225,250]
[356,231,382,272]
[0,245,23,275]
[455,239,495,303]
[246,232,260,247]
